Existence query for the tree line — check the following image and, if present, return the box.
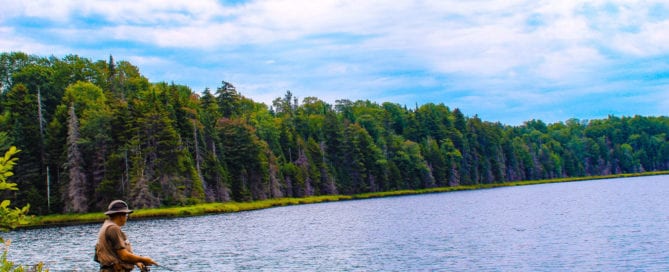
[1,52,668,215]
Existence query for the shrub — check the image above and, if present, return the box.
[0,147,47,272]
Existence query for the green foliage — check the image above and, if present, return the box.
[0,146,47,271]
[29,195,354,227]
[3,51,669,216]
[0,147,29,231]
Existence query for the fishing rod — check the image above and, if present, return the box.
[141,264,177,272]
[154,264,177,271]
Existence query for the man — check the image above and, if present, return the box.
[95,200,158,272]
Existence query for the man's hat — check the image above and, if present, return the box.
[105,200,134,215]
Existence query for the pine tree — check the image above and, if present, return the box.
[216,81,240,118]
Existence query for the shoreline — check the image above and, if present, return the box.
[19,171,669,229]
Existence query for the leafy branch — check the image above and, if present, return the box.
[0,146,30,232]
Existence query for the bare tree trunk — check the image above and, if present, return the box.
[123,149,129,195]
[37,87,45,140]
[193,121,207,199]
[65,105,88,213]
[267,149,283,198]
[38,87,49,210]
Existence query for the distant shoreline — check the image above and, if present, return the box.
[19,171,669,229]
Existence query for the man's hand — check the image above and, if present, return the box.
[141,256,158,266]
[137,262,149,271]
[117,248,158,266]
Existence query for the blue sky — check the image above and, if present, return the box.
[1,0,668,125]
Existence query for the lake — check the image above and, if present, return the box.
[4,175,669,271]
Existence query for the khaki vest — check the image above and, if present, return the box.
[95,220,135,271]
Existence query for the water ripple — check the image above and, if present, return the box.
[4,175,669,271]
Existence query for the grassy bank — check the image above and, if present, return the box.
[25,195,352,228]
[352,171,669,199]
[23,171,669,228]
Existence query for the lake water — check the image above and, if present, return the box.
[4,175,669,271]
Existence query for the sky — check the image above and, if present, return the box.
[1,0,668,125]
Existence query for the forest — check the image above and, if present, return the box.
[1,51,668,215]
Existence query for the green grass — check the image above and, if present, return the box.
[24,195,352,228]
[22,171,669,228]
[352,171,669,199]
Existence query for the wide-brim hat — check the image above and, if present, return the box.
[104,200,134,215]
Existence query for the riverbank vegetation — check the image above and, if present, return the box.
[0,147,47,271]
[23,171,668,228]
[2,51,669,218]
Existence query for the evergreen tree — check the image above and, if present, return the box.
[216,81,240,118]
[2,51,669,215]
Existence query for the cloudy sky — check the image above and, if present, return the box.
[1,0,668,125]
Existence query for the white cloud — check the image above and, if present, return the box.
[0,27,64,54]
[9,0,78,22]
[126,55,171,67]
[611,20,669,56]
[1,0,227,24]
[2,0,669,124]
[536,46,606,81]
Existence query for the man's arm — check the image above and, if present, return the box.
[116,248,158,266]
